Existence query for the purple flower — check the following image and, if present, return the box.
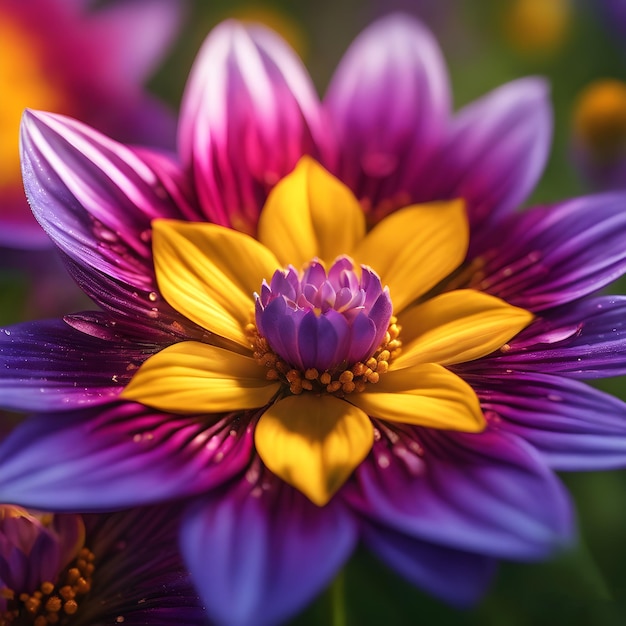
[0,0,185,249]
[2,13,626,626]
[0,504,206,625]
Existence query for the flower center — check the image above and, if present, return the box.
[0,545,94,626]
[247,256,401,396]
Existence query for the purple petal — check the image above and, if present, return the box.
[20,110,207,326]
[20,109,200,289]
[0,403,254,510]
[472,372,626,471]
[314,311,351,371]
[260,299,302,369]
[432,77,552,229]
[347,312,377,364]
[297,310,320,370]
[462,296,626,378]
[468,193,626,311]
[324,13,450,219]
[368,291,394,349]
[363,525,497,607]
[180,468,357,626]
[26,528,62,589]
[81,505,206,625]
[345,423,574,560]
[0,318,159,412]
[63,253,208,343]
[178,20,331,233]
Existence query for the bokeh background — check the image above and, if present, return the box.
[2,1,626,624]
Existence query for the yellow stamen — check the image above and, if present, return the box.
[0,547,95,626]
[247,318,402,398]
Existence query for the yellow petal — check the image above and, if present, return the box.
[348,363,485,432]
[153,219,280,347]
[352,199,468,313]
[121,341,279,413]
[258,156,366,267]
[255,394,373,506]
[395,290,534,368]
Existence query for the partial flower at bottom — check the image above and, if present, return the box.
[0,504,206,626]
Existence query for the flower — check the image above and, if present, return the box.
[119,158,532,506]
[571,78,626,190]
[0,0,185,249]
[3,13,626,626]
[0,504,206,625]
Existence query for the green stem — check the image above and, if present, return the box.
[330,570,347,626]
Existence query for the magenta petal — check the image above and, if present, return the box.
[473,372,626,471]
[0,404,254,510]
[324,13,450,216]
[179,20,331,232]
[346,423,573,560]
[180,473,357,626]
[434,78,552,229]
[470,193,626,311]
[363,525,497,607]
[0,319,159,412]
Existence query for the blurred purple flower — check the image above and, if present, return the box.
[0,504,206,625]
[0,0,185,249]
[2,13,626,626]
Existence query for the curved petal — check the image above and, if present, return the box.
[258,157,366,267]
[323,13,450,219]
[396,290,533,367]
[473,372,626,471]
[460,296,626,379]
[19,110,202,321]
[20,110,199,281]
[363,525,497,607]
[122,341,279,413]
[153,219,280,346]
[345,423,574,560]
[432,77,552,230]
[0,403,255,509]
[178,20,331,233]
[0,318,157,412]
[80,505,206,625]
[468,193,626,311]
[352,200,468,313]
[181,474,357,626]
[255,395,373,506]
[350,364,484,432]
